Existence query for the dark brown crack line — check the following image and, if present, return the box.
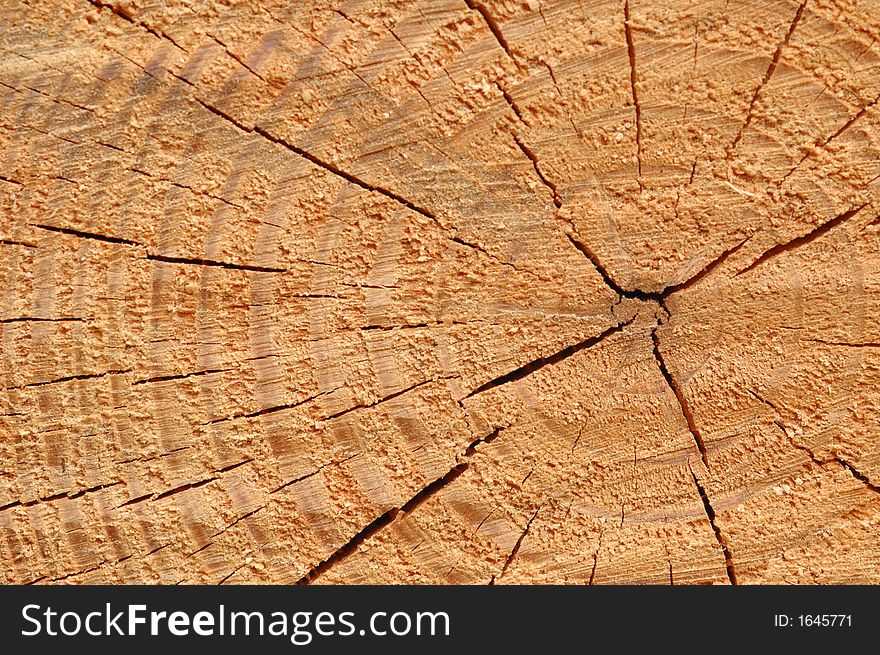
[0,239,36,248]
[624,0,643,192]
[271,453,360,494]
[464,319,632,399]
[296,463,469,584]
[321,378,450,422]
[497,82,527,124]
[0,316,82,323]
[464,0,525,71]
[690,468,738,585]
[0,481,122,513]
[838,460,880,495]
[588,530,604,585]
[736,205,866,276]
[513,134,561,208]
[730,0,806,151]
[216,459,254,474]
[448,236,526,274]
[808,339,880,348]
[147,253,285,273]
[195,98,440,226]
[126,167,246,211]
[132,368,232,385]
[212,505,266,538]
[774,424,880,496]
[568,229,750,301]
[493,507,540,583]
[207,33,274,87]
[29,223,143,246]
[652,329,709,469]
[153,476,218,501]
[86,0,187,51]
[5,369,132,390]
[205,387,341,425]
[783,91,880,181]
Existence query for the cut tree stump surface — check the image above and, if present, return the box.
[1,0,879,584]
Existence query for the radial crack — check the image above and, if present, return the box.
[205,387,342,425]
[736,205,866,276]
[566,234,632,298]
[29,223,143,246]
[5,369,132,390]
[296,463,469,584]
[774,423,880,496]
[513,134,561,208]
[126,167,246,211]
[153,476,218,501]
[493,507,540,583]
[689,467,738,585]
[195,99,441,227]
[448,236,528,274]
[86,0,187,51]
[0,316,82,323]
[195,100,524,276]
[837,459,880,495]
[782,91,880,181]
[272,453,360,494]
[207,33,274,86]
[730,0,807,151]
[588,530,604,585]
[497,82,527,124]
[464,318,633,399]
[567,231,749,301]
[623,0,643,192]
[662,234,752,295]
[652,328,710,469]
[0,481,122,513]
[464,0,524,71]
[133,368,232,385]
[808,339,880,348]
[147,253,285,273]
[321,377,453,422]
[0,238,36,248]
[211,506,266,538]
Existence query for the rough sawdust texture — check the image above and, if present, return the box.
[1,0,879,585]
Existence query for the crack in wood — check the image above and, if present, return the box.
[736,205,867,276]
[0,481,123,513]
[463,0,525,72]
[85,0,187,51]
[464,319,633,399]
[782,91,880,181]
[689,466,738,585]
[492,507,540,583]
[0,238,36,248]
[29,223,143,246]
[624,0,643,192]
[204,387,343,425]
[146,253,286,273]
[132,368,233,385]
[772,422,880,497]
[321,377,455,422]
[652,328,710,469]
[588,529,604,585]
[4,368,132,391]
[730,0,807,151]
[296,462,469,584]
[512,134,561,208]
[0,316,82,323]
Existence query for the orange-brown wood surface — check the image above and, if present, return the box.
[2,0,879,584]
